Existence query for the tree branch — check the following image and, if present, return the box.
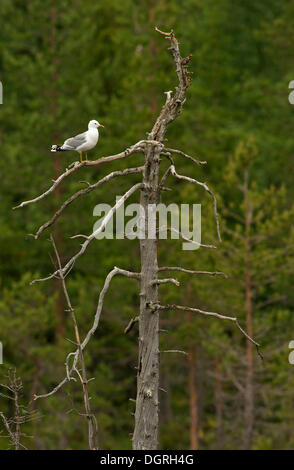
[165,148,207,166]
[159,166,172,189]
[149,302,262,356]
[170,165,222,242]
[12,140,157,210]
[124,316,139,334]
[0,412,15,446]
[34,166,144,239]
[50,235,98,449]
[31,183,144,284]
[161,350,188,356]
[0,370,37,450]
[158,266,228,278]
[150,278,180,287]
[34,266,140,401]
[157,226,216,249]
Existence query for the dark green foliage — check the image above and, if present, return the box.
[0,0,293,449]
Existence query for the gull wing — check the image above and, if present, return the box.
[63,131,87,150]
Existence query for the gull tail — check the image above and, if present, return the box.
[51,145,68,152]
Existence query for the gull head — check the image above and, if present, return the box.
[88,119,104,129]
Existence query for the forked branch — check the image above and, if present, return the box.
[31,183,144,284]
[170,165,222,242]
[34,266,140,401]
[50,235,98,450]
[34,166,143,239]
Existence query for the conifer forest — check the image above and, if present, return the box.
[1,0,294,451]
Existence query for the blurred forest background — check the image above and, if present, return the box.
[1,0,294,450]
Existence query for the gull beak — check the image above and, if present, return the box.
[99,124,104,128]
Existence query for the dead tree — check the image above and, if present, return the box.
[14,28,259,450]
[0,369,39,449]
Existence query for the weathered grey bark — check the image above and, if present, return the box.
[133,146,160,450]
[132,28,192,450]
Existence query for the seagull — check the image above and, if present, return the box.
[51,120,104,162]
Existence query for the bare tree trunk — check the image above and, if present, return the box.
[214,357,224,449]
[132,29,192,450]
[132,144,160,449]
[188,346,199,450]
[243,169,254,449]
[132,7,161,450]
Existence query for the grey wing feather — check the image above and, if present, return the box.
[63,131,87,150]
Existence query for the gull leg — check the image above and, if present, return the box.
[79,152,83,162]
[85,152,88,161]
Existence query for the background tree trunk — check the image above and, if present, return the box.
[215,357,224,449]
[188,346,199,450]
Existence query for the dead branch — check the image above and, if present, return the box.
[50,235,98,450]
[158,266,228,278]
[31,183,144,284]
[0,412,15,447]
[170,165,221,242]
[157,226,216,249]
[161,350,188,356]
[81,267,140,351]
[34,166,144,239]
[12,140,156,210]
[151,278,180,287]
[159,166,172,189]
[0,370,38,450]
[165,148,207,166]
[152,302,239,322]
[150,302,261,353]
[34,266,140,401]
[124,316,139,334]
